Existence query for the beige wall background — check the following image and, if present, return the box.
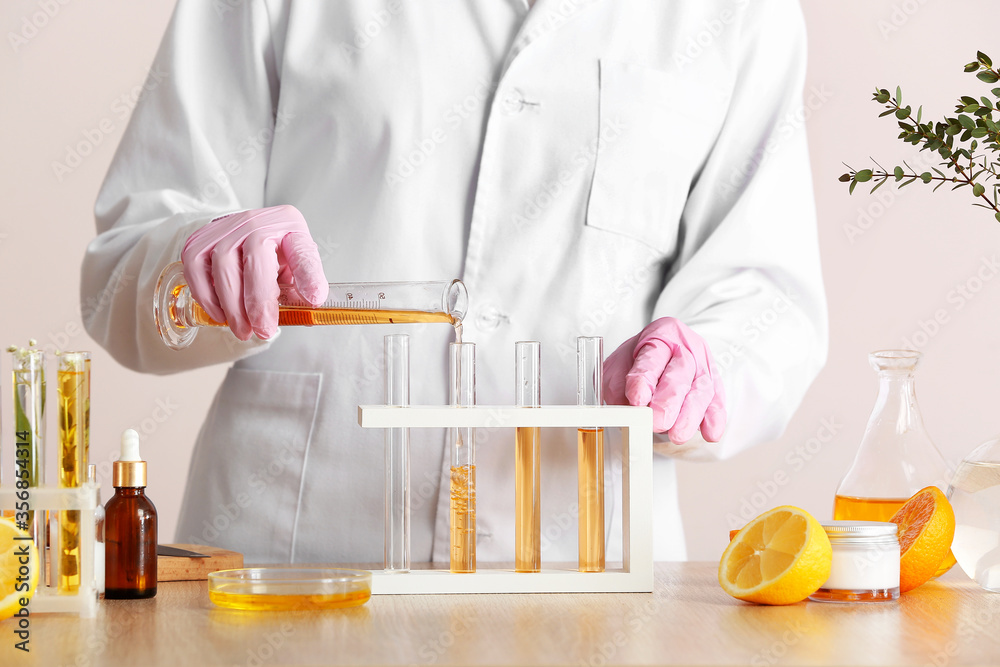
[2,1,998,562]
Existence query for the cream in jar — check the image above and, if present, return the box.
[809,521,900,603]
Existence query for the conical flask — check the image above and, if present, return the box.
[834,350,955,576]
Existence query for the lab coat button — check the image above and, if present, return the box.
[501,89,526,115]
[476,305,506,330]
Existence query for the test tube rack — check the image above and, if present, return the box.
[358,404,653,594]
[0,484,99,617]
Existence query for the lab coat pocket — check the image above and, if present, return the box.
[587,59,726,255]
[177,368,322,563]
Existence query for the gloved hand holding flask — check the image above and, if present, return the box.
[604,317,726,444]
[181,205,330,341]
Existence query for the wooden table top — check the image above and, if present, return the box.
[2,562,998,666]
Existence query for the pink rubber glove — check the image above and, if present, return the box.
[181,205,329,341]
[603,317,726,443]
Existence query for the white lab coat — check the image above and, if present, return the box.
[83,0,827,564]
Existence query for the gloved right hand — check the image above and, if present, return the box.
[181,205,329,341]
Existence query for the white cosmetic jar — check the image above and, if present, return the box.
[809,521,900,603]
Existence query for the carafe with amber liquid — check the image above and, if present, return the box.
[834,350,955,576]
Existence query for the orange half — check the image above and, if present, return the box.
[890,486,955,592]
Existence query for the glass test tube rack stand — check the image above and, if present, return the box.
[358,404,654,594]
[0,484,99,617]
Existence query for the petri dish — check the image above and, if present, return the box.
[208,568,372,611]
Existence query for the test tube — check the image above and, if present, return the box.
[577,336,605,573]
[57,351,91,593]
[449,342,476,573]
[514,341,541,573]
[10,344,46,558]
[384,334,410,573]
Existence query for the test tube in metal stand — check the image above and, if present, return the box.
[57,351,91,593]
[449,342,476,573]
[577,336,605,573]
[384,334,410,573]
[10,345,46,560]
[514,341,541,573]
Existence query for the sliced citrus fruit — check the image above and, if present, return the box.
[890,486,955,592]
[719,506,831,605]
[0,517,40,621]
[729,529,740,541]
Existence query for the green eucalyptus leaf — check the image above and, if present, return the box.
[849,179,858,194]
[921,172,933,183]
[966,62,981,73]
[972,128,989,138]
[894,166,905,180]
[995,211,1000,223]
[917,105,923,123]
[974,183,986,196]
[979,51,993,68]
[963,103,980,113]
[978,71,1000,84]
[879,109,895,118]
[959,114,977,129]
[855,169,873,182]
[870,179,887,194]
[896,86,903,105]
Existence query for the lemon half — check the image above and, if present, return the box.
[719,506,832,605]
[0,517,40,621]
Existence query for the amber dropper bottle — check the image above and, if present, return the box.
[105,429,157,599]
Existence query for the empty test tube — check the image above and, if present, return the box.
[514,341,541,573]
[58,351,91,594]
[449,342,476,573]
[384,335,410,573]
[577,336,605,573]
[10,343,46,557]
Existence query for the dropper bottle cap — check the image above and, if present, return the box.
[112,429,147,487]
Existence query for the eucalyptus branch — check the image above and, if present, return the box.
[840,51,1000,223]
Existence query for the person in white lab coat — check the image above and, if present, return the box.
[82,0,827,563]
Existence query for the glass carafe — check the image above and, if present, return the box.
[949,437,1000,591]
[834,350,955,576]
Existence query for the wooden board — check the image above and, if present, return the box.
[157,544,243,582]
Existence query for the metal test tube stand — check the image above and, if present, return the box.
[359,343,654,595]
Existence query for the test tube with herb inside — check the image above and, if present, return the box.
[9,342,46,556]
[58,351,91,593]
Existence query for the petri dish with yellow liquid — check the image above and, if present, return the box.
[208,568,372,611]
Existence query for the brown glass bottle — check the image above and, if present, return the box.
[104,429,157,599]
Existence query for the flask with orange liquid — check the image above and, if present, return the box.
[834,350,955,577]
